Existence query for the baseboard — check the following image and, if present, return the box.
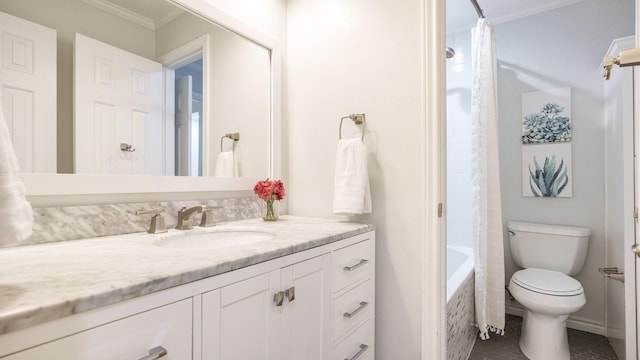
[505,305,605,336]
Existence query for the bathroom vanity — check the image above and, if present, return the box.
[0,217,375,360]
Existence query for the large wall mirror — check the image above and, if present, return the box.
[1,0,272,181]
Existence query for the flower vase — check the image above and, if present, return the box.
[262,198,279,221]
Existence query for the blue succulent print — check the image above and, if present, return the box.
[522,103,571,143]
[528,155,568,197]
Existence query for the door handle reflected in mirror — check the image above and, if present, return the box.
[120,143,136,152]
[631,244,640,258]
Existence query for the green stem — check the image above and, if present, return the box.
[264,197,278,221]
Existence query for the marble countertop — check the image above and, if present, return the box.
[0,216,374,335]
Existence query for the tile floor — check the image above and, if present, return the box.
[467,315,618,360]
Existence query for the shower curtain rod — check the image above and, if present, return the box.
[470,0,485,18]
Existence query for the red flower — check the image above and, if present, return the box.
[254,178,286,201]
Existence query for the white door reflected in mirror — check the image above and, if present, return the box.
[0,0,271,178]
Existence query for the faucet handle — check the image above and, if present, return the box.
[200,206,223,227]
[136,208,168,234]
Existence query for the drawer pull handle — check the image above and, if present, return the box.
[343,301,369,319]
[344,344,369,360]
[285,286,296,302]
[274,291,285,306]
[343,259,369,272]
[138,346,167,360]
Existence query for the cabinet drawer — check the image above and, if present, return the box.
[5,299,192,360]
[333,280,372,342]
[333,240,371,293]
[333,320,374,360]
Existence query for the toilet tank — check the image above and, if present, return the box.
[508,221,590,276]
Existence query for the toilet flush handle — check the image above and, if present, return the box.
[631,244,640,258]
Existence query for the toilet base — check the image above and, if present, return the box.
[519,310,570,360]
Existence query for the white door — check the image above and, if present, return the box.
[74,33,164,175]
[0,11,56,173]
[175,75,193,176]
[281,255,331,360]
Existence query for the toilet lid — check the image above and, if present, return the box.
[511,268,583,296]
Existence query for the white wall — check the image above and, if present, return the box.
[203,0,286,42]
[157,13,271,178]
[286,0,425,358]
[494,0,634,326]
[446,31,473,248]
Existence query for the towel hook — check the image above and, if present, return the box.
[220,132,240,152]
[339,113,366,141]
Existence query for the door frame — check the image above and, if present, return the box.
[157,34,211,176]
[634,0,640,357]
[423,0,447,359]
[428,1,640,360]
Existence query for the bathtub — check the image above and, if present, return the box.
[446,245,476,360]
[447,245,474,301]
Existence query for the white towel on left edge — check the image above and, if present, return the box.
[333,138,371,215]
[0,102,33,246]
[215,151,238,177]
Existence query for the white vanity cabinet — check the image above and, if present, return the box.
[3,299,193,360]
[0,231,375,360]
[202,254,331,360]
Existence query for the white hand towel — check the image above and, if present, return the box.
[215,151,238,177]
[0,102,33,246]
[333,138,371,215]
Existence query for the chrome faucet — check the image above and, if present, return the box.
[176,206,206,230]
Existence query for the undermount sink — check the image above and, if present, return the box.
[155,230,276,249]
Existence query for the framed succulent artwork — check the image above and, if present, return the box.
[521,87,572,144]
[522,143,572,198]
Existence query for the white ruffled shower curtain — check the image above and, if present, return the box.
[471,18,505,340]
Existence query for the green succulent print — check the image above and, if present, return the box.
[529,155,568,197]
[522,103,571,143]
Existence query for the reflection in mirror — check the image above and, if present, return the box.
[0,0,270,178]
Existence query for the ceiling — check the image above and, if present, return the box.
[91,0,584,35]
[446,0,584,34]
[83,0,184,29]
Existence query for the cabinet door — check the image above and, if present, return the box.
[281,254,331,360]
[5,299,192,360]
[202,270,282,360]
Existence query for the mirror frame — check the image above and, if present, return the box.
[19,0,281,202]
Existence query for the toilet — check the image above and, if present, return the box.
[507,221,591,360]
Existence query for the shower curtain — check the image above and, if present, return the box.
[471,18,505,340]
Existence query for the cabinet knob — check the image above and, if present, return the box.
[285,286,295,302]
[137,346,167,360]
[274,291,285,306]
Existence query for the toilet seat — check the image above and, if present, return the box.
[511,268,583,296]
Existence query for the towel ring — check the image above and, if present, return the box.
[339,113,366,141]
[220,132,240,152]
